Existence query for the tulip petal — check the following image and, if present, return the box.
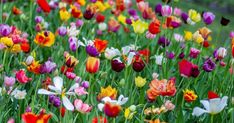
[117,95,128,105]
[38,89,56,95]
[200,100,210,112]
[53,76,63,91]
[98,103,104,111]
[209,98,221,114]
[68,83,79,92]
[192,107,208,116]
[48,85,61,93]
[62,96,74,111]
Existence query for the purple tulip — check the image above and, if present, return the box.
[76,19,84,27]
[166,52,175,59]
[35,16,43,23]
[86,45,100,57]
[49,95,61,108]
[161,5,172,17]
[158,36,170,47]
[154,3,162,15]
[82,81,89,89]
[178,52,185,59]
[181,12,189,23]
[203,12,215,25]
[90,0,97,3]
[4,76,15,87]
[128,9,137,16]
[0,24,12,36]
[126,18,132,25]
[40,59,57,74]
[68,37,78,52]
[203,58,216,72]
[230,31,234,39]
[189,48,200,59]
[58,26,67,36]
[26,106,32,112]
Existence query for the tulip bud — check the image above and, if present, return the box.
[132,61,145,72]
[111,59,125,72]
[86,57,100,74]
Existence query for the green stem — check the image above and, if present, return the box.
[2,50,8,71]
[210,115,214,123]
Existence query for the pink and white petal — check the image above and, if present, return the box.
[74,99,82,110]
[66,92,76,96]
[192,107,208,116]
[98,103,104,111]
[200,100,210,112]
[62,96,74,111]
[68,83,79,92]
[53,76,63,91]
[38,89,56,95]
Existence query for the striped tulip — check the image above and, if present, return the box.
[86,57,100,74]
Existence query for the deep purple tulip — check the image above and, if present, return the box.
[166,52,175,59]
[132,61,145,72]
[154,3,162,16]
[128,9,137,16]
[220,17,230,26]
[126,18,132,25]
[83,10,94,20]
[111,59,125,72]
[178,52,185,59]
[158,36,170,47]
[0,24,12,36]
[203,58,216,72]
[49,95,61,108]
[86,45,100,57]
[181,12,189,23]
[203,12,215,25]
[58,26,67,36]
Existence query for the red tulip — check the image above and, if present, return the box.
[21,42,30,53]
[179,59,200,78]
[86,57,100,74]
[232,46,234,57]
[208,91,219,99]
[103,102,121,117]
[37,0,51,13]
[92,116,108,123]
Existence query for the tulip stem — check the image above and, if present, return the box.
[0,0,2,23]
[134,34,139,48]
[2,50,7,72]
[210,115,214,123]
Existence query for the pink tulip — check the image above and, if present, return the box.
[161,5,172,17]
[74,99,92,113]
[4,76,15,87]
[15,70,32,84]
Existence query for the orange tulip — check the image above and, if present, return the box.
[22,110,51,123]
[86,56,100,74]
[94,38,108,53]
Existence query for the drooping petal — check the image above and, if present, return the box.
[48,85,61,93]
[62,96,74,111]
[68,83,79,92]
[200,100,210,112]
[192,107,208,116]
[53,76,63,91]
[38,89,56,95]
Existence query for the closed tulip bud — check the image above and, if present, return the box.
[111,59,125,72]
[86,57,100,74]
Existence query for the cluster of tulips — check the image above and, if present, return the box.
[0,0,233,123]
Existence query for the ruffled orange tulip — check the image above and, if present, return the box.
[22,110,51,123]
[94,38,108,53]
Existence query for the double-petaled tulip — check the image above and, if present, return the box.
[22,109,51,123]
[203,12,215,25]
[189,48,200,59]
[94,38,108,53]
[34,31,55,47]
[86,56,100,74]
[179,59,200,78]
[183,89,198,102]
[148,19,160,35]
[15,69,32,84]
[203,58,216,72]
[97,86,117,101]
[111,59,125,72]
[147,77,176,101]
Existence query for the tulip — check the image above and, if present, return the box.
[15,70,32,84]
[74,99,92,113]
[4,76,16,87]
[174,7,182,16]
[148,20,160,35]
[37,0,51,13]
[220,17,230,26]
[64,52,79,68]
[111,59,125,72]
[161,5,172,17]
[86,45,100,57]
[192,96,228,116]
[40,59,57,74]
[92,116,108,123]
[22,109,52,123]
[183,89,198,102]
[154,3,162,15]
[179,59,200,78]
[57,26,67,36]
[181,12,189,23]
[97,86,117,101]
[132,20,148,34]
[81,81,89,89]
[203,12,215,25]
[0,24,12,36]
[188,9,201,23]
[189,48,200,58]
[158,36,170,47]
[132,61,145,72]
[96,14,105,23]
[94,38,108,53]
[86,57,100,74]
[35,16,43,23]
[203,58,216,72]
[135,76,146,87]
[49,95,61,107]
[104,47,121,60]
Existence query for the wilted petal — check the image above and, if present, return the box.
[192,107,208,116]
[53,76,63,91]
[62,96,74,111]
[38,89,56,95]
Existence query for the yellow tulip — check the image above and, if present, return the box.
[59,9,71,22]
[135,76,147,87]
[184,31,193,41]
[0,37,13,47]
[188,9,201,23]
[132,20,148,34]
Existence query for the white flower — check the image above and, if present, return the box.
[11,89,27,100]
[25,55,34,65]
[192,96,228,116]
[217,47,227,59]
[67,25,80,37]
[174,33,184,42]
[154,54,165,65]
[38,76,79,111]
[98,95,128,111]
[105,47,121,60]
[98,23,107,31]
